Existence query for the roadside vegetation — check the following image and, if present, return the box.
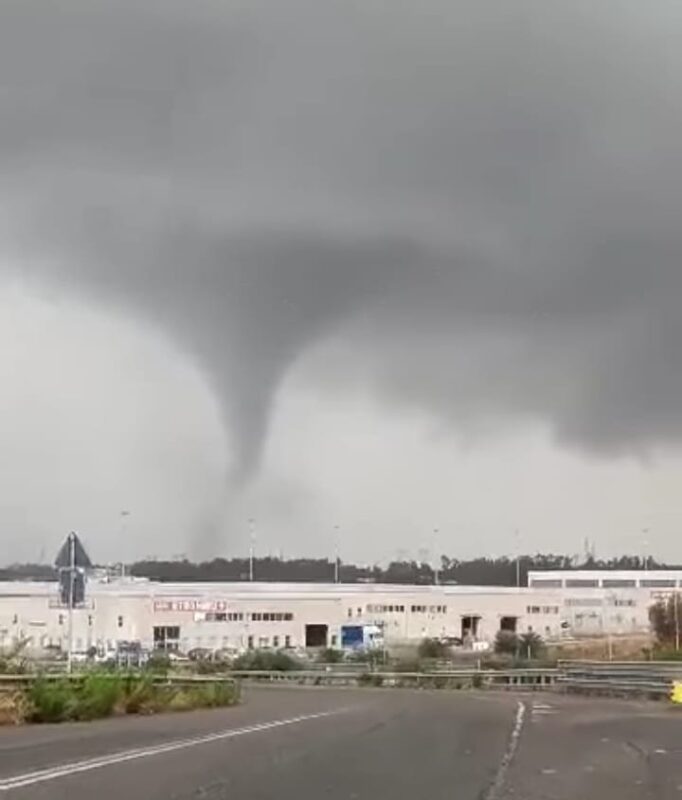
[232,650,302,671]
[14,672,240,724]
[649,595,682,658]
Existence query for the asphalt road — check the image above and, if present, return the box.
[0,686,680,799]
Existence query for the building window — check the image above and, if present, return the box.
[284,635,291,648]
[602,579,636,588]
[565,579,599,588]
[117,616,124,628]
[331,634,338,647]
[153,626,180,652]
[348,608,353,618]
[58,614,64,626]
[641,579,676,588]
[258,636,269,648]
[206,612,228,622]
[88,615,93,627]
[247,635,254,650]
[529,579,562,588]
[273,635,280,648]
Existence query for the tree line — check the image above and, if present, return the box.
[0,553,675,585]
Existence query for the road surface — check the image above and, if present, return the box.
[0,686,680,798]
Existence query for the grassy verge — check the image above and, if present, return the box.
[20,673,240,724]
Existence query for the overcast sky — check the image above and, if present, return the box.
[2,1,682,564]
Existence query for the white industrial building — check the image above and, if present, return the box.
[0,568,676,657]
[0,578,566,656]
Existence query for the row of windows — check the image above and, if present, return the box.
[565,598,603,607]
[200,611,294,622]
[246,634,293,649]
[532,577,681,588]
[58,614,124,628]
[565,597,637,608]
[364,604,448,614]
[526,606,560,615]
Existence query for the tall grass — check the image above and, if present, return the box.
[23,673,239,724]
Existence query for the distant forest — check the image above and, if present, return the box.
[0,554,678,586]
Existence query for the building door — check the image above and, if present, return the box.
[499,616,518,633]
[152,626,180,652]
[305,624,328,648]
[461,615,481,641]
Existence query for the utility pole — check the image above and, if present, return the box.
[675,589,680,651]
[67,532,75,675]
[333,525,340,584]
[248,519,256,582]
[514,529,521,588]
[433,528,440,586]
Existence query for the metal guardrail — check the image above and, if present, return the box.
[558,660,682,697]
[0,674,237,688]
[2,661,681,698]
[228,668,559,689]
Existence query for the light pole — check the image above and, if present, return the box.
[433,528,440,586]
[66,532,76,675]
[514,529,521,588]
[642,528,650,572]
[120,511,131,578]
[333,525,340,584]
[248,519,256,582]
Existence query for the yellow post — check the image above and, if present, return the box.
[671,682,682,704]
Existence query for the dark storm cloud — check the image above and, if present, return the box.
[3,0,682,471]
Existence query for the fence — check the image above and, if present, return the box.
[0,674,237,690]
[558,660,682,697]
[2,662,681,698]
[229,668,558,689]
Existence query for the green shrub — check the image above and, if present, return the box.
[494,631,519,655]
[471,672,484,689]
[651,647,682,661]
[27,678,74,723]
[195,658,231,675]
[22,673,240,723]
[122,675,158,714]
[316,648,343,664]
[519,631,545,660]
[417,638,448,659]
[393,657,422,673]
[74,674,122,720]
[168,681,239,712]
[233,650,301,672]
[358,672,384,687]
[145,653,171,674]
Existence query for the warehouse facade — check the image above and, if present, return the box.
[0,578,565,656]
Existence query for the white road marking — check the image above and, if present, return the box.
[531,702,556,719]
[0,710,343,792]
[484,701,526,800]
